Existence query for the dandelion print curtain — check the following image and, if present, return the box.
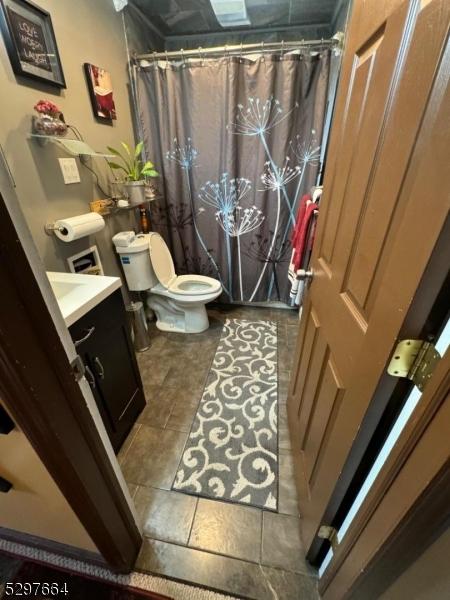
[136,52,329,303]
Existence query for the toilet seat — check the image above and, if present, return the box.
[169,274,221,296]
[149,233,221,297]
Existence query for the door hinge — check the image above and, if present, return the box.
[70,355,85,382]
[387,339,441,391]
[318,525,338,551]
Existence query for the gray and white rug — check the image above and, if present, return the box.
[172,319,278,510]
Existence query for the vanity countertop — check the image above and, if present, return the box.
[47,271,122,327]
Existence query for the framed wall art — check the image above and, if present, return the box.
[84,63,117,122]
[0,0,66,88]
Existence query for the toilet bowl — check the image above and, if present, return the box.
[113,231,222,333]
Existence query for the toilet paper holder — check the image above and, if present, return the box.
[44,222,68,236]
[44,212,105,242]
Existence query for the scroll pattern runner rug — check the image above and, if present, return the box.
[173,319,278,510]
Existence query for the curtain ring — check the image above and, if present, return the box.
[165,50,169,68]
[152,51,157,68]
[280,40,284,59]
[181,48,186,67]
[239,42,243,61]
[198,46,205,65]
[261,41,265,62]
[225,44,229,60]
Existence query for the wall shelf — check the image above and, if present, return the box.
[29,134,114,158]
[108,195,163,213]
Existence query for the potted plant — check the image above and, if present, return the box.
[107,141,158,206]
[33,99,68,137]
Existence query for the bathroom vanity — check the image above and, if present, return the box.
[47,272,145,453]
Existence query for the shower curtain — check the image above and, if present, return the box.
[135,52,329,304]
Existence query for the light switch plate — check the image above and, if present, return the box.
[59,158,81,184]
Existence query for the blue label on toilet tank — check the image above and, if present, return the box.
[121,256,130,264]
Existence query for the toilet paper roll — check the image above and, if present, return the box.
[55,212,105,242]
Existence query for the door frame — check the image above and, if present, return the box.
[320,349,449,598]
[347,462,450,600]
[0,189,141,572]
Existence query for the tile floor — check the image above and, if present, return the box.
[118,304,318,600]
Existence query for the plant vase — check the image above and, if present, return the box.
[125,180,146,206]
[144,181,159,200]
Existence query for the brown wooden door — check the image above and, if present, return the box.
[288,0,450,556]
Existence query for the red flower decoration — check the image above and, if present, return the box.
[34,99,61,116]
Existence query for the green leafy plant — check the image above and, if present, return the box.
[107,141,158,181]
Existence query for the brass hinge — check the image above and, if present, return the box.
[387,339,441,391]
[318,525,338,551]
[70,355,86,382]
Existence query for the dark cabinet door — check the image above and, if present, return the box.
[70,290,145,453]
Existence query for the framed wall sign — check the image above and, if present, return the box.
[84,63,117,122]
[0,0,66,88]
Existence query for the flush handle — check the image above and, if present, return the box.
[74,326,95,348]
[94,356,105,380]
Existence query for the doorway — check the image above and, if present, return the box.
[1,1,449,599]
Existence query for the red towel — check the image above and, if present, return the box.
[291,194,310,248]
[291,194,317,271]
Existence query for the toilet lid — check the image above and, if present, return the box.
[149,233,176,288]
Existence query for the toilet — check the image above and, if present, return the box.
[113,231,222,333]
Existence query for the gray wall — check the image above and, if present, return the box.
[123,3,165,54]
[0,0,139,284]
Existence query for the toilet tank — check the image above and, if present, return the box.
[112,232,158,291]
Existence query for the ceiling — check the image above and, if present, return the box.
[131,0,341,38]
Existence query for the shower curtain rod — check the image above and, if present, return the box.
[135,37,340,62]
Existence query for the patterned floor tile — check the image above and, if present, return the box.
[278,454,301,517]
[136,538,318,600]
[121,425,187,489]
[262,512,312,576]
[137,386,177,429]
[188,498,262,563]
[134,486,197,545]
[166,397,200,433]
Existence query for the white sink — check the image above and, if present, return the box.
[47,271,122,327]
